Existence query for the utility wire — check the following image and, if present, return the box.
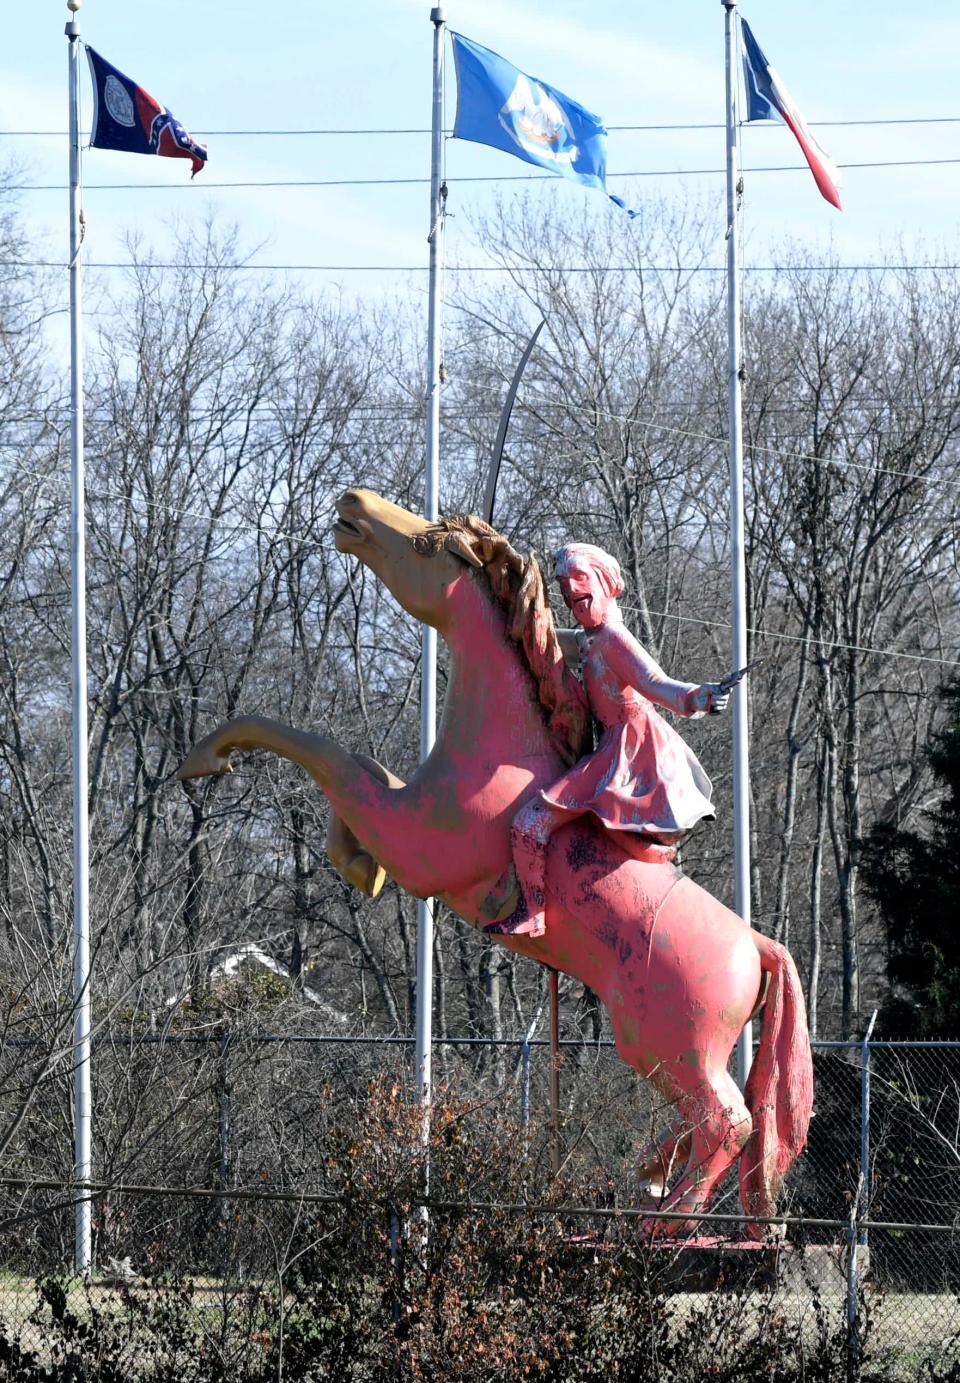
[462,381,960,491]
[3,454,955,671]
[3,438,957,547]
[2,396,956,431]
[1,451,953,669]
[6,258,960,275]
[4,388,960,492]
[618,604,960,670]
[11,154,960,192]
[5,397,959,418]
[4,115,960,135]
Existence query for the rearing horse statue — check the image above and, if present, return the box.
[178,488,813,1236]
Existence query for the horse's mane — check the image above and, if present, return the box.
[411,515,590,768]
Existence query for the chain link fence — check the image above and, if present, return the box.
[1,1028,959,1379]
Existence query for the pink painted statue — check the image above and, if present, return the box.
[496,541,729,940]
[177,489,813,1238]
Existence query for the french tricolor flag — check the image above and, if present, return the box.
[740,18,842,211]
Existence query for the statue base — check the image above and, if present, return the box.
[649,1238,860,1293]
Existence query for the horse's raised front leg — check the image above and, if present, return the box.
[177,719,334,785]
[176,716,413,894]
[325,752,403,897]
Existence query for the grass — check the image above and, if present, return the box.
[0,1270,957,1380]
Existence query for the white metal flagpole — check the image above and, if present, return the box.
[722,0,753,1085]
[415,5,445,1129]
[66,0,93,1276]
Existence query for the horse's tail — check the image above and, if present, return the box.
[739,932,814,1226]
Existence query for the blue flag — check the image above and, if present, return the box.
[86,47,207,176]
[451,33,634,215]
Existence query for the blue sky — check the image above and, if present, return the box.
[2,2,959,309]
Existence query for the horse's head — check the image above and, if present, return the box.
[333,488,474,629]
[334,488,591,767]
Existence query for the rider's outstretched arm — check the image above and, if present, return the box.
[601,623,713,717]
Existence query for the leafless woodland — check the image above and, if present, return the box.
[1,177,959,1199]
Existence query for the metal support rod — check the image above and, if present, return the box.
[859,1009,878,1248]
[414,2,445,1153]
[723,0,753,1087]
[66,0,92,1280]
[548,969,562,1176]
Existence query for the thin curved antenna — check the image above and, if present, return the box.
[482,318,546,527]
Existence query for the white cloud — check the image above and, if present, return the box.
[394,0,720,121]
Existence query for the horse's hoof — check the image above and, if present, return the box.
[642,1214,703,1241]
[742,1219,786,1244]
[343,852,387,897]
[175,751,232,781]
[637,1181,667,1207]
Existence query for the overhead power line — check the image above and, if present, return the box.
[461,381,960,491]
[10,155,960,193]
[6,258,960,275]
[5,383,960,494]
[4,115,960,136]
[1,441,953,671]
[618,604,960,671]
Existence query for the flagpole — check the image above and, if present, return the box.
[65,0,93,1276]
[415,3,445,1143]
[723,0,753,1086]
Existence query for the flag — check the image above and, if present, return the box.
[86,47,207,176]
[451,33,635,215]
[739,19,841,210]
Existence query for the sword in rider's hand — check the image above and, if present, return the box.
[709,658,764,712]
[483,319,546,527]
[480,318,567,1153]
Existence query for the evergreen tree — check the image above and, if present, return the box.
[863,683,960,1036]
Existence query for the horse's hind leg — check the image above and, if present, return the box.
[637,1120,693,1200]
[643,1064,752,1239]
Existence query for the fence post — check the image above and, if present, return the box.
[859,1011,878,1250]
[520,1038,531,1131]
[388,1205,402,1323]
[846,1191,861,1383]
[218,1030,232,1191]
[216,1029,233,1281]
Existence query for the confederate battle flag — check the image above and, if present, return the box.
[86,47,207,176]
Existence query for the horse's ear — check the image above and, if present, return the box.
[444,532,484,569]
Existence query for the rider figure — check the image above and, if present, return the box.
[489,542,730,939]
